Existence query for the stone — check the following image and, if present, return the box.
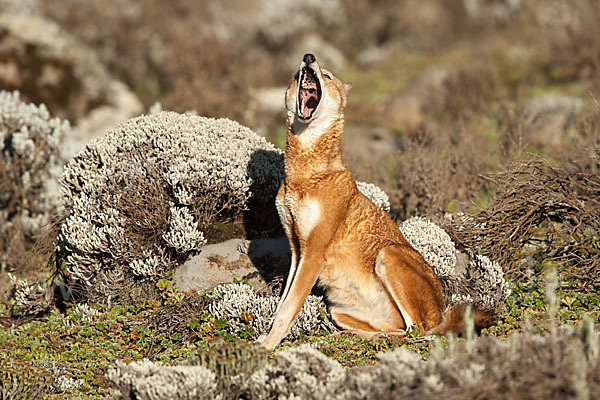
[174,237,290,295]
[341,125,398,172]
[380,94,424,132]
[0,14,143,158]
[523,94,584,147]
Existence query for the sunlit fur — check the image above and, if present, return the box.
[259,55,480,350]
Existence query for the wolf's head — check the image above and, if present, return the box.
[285,53,352,136]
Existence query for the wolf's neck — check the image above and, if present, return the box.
[284,117,345,177]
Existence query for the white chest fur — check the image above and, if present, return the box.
[295,197,321,239]
[279,193,321,240]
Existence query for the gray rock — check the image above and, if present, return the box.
[523,94,584,147]
[464,0,523,24]
[0,14,143,159]
[174,238,290,295]
[341,125,398,171]
[379,94,424,132]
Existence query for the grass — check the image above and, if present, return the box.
[3,2,600,397]
[1,272,599,399]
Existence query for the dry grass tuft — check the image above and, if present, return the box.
[149,294,211,344]
[384,124,491,220]
[444,158,600,289]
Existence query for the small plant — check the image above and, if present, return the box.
[0,90,68,268]
[0,354,54,399]
[207,282,337,340]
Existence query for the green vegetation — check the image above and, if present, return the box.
[1,272,599,398]
[2,0,600,397]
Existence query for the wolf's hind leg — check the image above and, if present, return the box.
[330,310,406,340]
[374,245,444,331]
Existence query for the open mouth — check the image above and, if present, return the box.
[297,66,322,120]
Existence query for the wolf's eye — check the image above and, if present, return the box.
[323,73,332,80]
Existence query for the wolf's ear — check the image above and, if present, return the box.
[343,82,353,94]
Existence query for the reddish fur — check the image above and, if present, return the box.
[259,56,492,349]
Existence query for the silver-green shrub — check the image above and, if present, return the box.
[247,344,346,399]
[57,111,284,300]
[0,90,67,264]
[357,181,391,213]
[7,272,53,316]
[208,283,337,339]
[400,216,511,313]
[108,359,218,400]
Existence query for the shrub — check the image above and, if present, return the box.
[431,65,502,120]
[356,181,391,213]
[538,0,600,81]
[56,111,284,302]
[207,283,337,340]
[109,321,600,399]
[6,273,53,316]
[247,344,345,399]
[0,90,67,268]
[400,216,511,314]
[384,124,491,220]
[108,358,218,400]
[443,159,600,290]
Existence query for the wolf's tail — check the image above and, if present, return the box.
[426,304,494,336]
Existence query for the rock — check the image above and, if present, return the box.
[0,14,142,158]
[376,67,448,132]
[379,94,424,132]
[357,45,395,67]
[207,0,341,49]
[409,67,450,108]
[463,0,524,25]
[341,125,398,171]
[174,238,290,295]
[251,86,286,116]
[523,94,584,147]
[0,0,38,16]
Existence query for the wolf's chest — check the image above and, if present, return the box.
[276,189,322,240]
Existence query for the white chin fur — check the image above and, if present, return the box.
[291,91,338,146]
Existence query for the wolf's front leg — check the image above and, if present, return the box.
[273,185,300,316]
[260,252,325,349]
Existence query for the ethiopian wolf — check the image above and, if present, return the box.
[259,54,491,349]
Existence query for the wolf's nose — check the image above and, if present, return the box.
[303,53,316,64]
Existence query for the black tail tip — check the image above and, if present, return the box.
[303,53,316,64]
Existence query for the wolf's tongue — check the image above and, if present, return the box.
[300,91,318,117]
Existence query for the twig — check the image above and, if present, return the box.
[589,90,600,110]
